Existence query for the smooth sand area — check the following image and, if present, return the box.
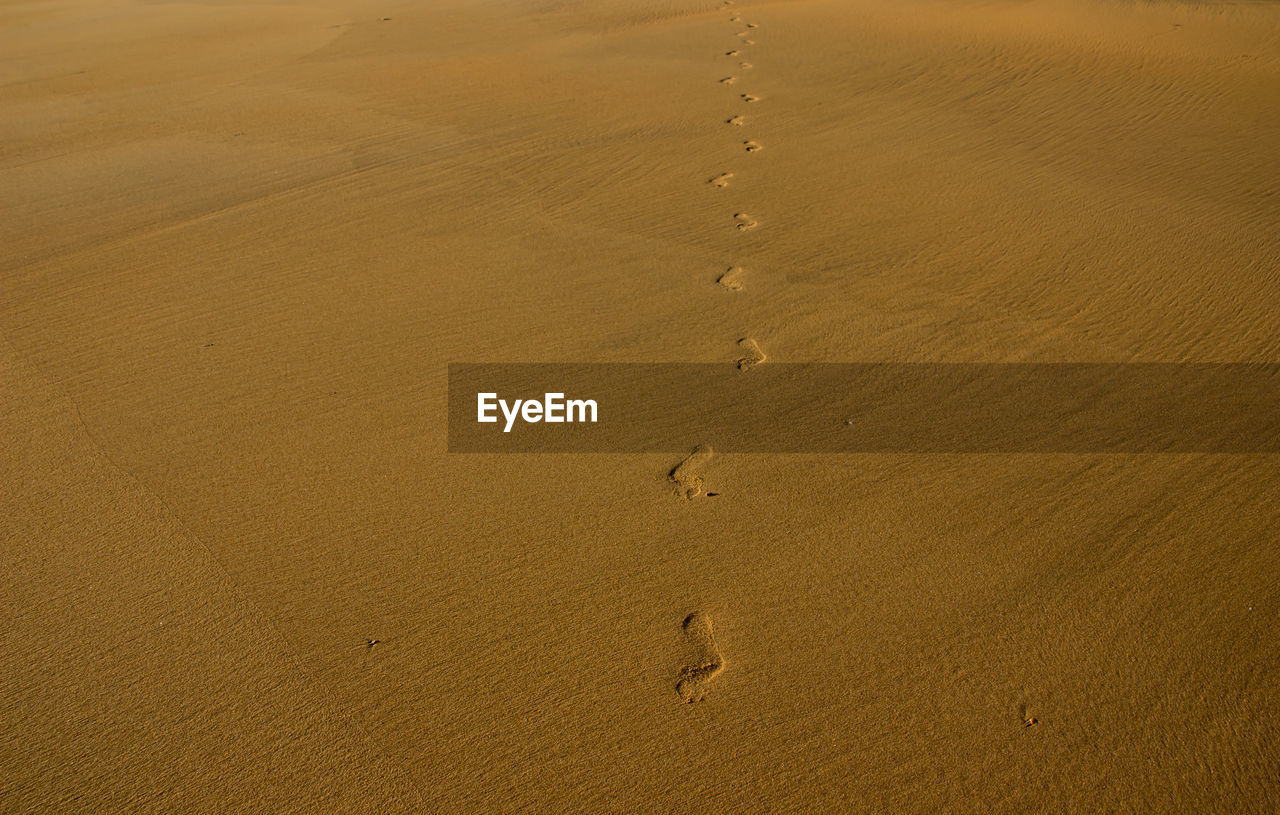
[3,0,1278,811]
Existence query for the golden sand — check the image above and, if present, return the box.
[3,0,1278,810]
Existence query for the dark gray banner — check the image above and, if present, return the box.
[447,363,1280,453]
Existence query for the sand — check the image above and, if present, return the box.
[2,0,1278,811]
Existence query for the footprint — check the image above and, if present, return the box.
[746,22,758,29]
[717,266,744,291]
[670,444,714,499]
[730,16,741,22]
[739,61,753,70]
[737,337,766,370]
[742,39,755,45]
[709,172,734,188]
[734,212,759,231]
[726,114,746,126]
[725,49,740,56]
[744,140,763,152]
[740,93,759,103]
[737,30,752,38]
[720,76,737,85]
[676,611,725,703]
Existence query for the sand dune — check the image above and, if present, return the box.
[3,0,1278,811]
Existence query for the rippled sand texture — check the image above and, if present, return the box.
[3,0,1278,811]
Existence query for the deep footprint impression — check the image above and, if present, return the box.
[676,611,726,703]
[737,337,766,370]
[670,444,714,499]
[718,266,744,291]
